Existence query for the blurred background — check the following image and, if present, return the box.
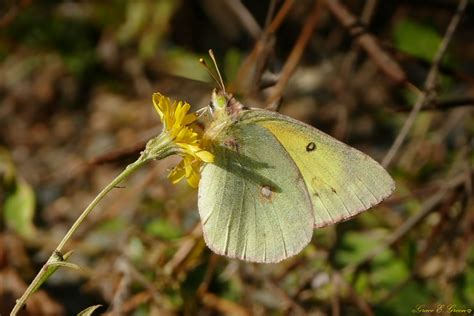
[1,0,473,315]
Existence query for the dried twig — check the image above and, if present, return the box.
[201,293,250,316]
[222,0,262,39]
[394,97,474,112]
[359,0,378,24]
[197,254,219,295]
[266,0,324,109]
[163,224,203,276]
[266,0,295,35]
[264,279,306,314]
[379,175,470,304]
[126,258,168,308]
[232,0,295,95]
[324,0,407,84]
[263,0,278,30]
[382,0,469,167]
[340,0,378,77]
[343,173,467,274]
[120,292,151,314]
[108,257,132,314]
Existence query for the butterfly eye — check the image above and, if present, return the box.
[208,101,215,112]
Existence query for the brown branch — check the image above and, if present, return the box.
[340,0,379,78]
[266,0,295,35]
[163,224,203,276]
[231,0,295,95]
[125,258,168,308]
[264,0,278,31]
[379,177,470,304]
[201,293,250,316]
[382,0,469,167]
[343,173,467,275]
[359,0,378,24]
[324,0,407,84]
[394,97,474,112]
[264,279,306,314]
[222,0,262,39]
[197,254,219,296]
[265,0,324,109]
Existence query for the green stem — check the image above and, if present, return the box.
[57,157,147,253]
[11,132,175,315]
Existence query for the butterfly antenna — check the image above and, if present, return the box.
[199,57,225,92]
[208,49,226,93]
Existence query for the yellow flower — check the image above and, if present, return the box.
[152,93,214,188]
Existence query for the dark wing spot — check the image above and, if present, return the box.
[331,187,337,194]
[306,142,316,152]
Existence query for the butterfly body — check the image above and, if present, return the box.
[198,90,395,263]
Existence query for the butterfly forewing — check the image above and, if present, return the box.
[198,122,314,263]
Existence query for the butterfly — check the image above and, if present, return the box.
[197,51,395,263]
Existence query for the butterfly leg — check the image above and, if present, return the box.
[196,105,213,118]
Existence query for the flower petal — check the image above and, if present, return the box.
[153,92,215,189]
[152,93,165,119]
[186,172,200,188]
[195,150,214,163]
[168,162,186,184]
[175,101,190,126]
[183,112,198,125]
[175,127,197,143]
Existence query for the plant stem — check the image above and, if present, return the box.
[11,131,174,315]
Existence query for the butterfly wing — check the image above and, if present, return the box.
[241,109,395,228]
[198,122,314,263]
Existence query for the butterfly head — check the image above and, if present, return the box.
[210,88,244,119]
[201,50,243,121]
[210,88,228,113]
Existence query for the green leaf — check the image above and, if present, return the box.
[97,217,127,232]
[224,48,242,83]
[335,230,387,266]
[354,272,370,295]
[459,248,474,303]
[145,218,182,240]
[376,281,432,315]
[165,49,209,82]
[77,304,102,316]
[372,254,409,290]
[393,19,443,63]
[127,237,145,262]
[4,177,36,238]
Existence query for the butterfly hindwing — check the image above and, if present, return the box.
[198,122,314,263]
[240,109,395,228]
